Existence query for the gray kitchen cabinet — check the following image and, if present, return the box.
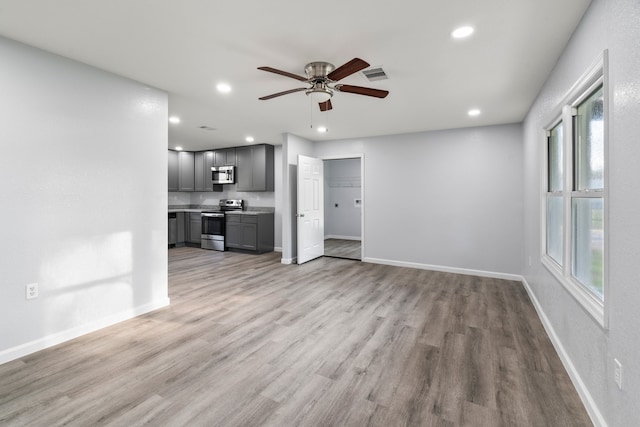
[176,212,185,243]
[178,151,195,192]
[225,213,274,253]
[186,212,202,244]
[194,151,215,191]
[214,148,236,166]
[168,150,179,191]
[236,144,274,192]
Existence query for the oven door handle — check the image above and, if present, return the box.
[201,213,224,218]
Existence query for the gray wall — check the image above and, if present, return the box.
[0,36,169,363]
[522,1,640,425]
[282,123,523,277]
[324,158,362,239]
[313,124,523,277]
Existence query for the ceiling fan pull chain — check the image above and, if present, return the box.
[325,109,329,132]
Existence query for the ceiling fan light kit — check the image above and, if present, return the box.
[258,57,389,111]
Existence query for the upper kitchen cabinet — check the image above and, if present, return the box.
[214,148,236,166]
[178,151,195,192]
[194,151,215,192]
[236,144,274,192]
[168,150,179,191]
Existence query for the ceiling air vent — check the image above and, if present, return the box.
[362,67,388,82]
[198,125,216,131]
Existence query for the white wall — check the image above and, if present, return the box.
[168,192,191,206]
[0,37,169,363]
[324,158,362,239]
[189,191,275,209]
[312,124,523,277]
[522,1,640,425]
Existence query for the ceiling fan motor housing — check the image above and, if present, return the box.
[304,62,335,102]
[304,62,335,80]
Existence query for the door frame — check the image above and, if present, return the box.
[320,153,364,260]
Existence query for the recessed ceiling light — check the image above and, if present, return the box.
[245,136,254,143]
[468,109,481,116]
[317,126,328,133]
[216,83,232,93]
[168,116,181,124]
[175,146,183,151]
[452,26,474,39]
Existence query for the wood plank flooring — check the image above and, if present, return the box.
[0,247,592,426]
[324,238,361,260]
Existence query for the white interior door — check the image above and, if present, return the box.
[297,155,324,264]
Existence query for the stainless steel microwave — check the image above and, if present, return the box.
[212,166,235,184]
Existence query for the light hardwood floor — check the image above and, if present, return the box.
[324,238,361,260]
[0,248,591,426]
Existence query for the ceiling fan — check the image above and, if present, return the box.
[257,58,389,111]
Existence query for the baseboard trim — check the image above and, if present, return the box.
[281,257,296,265]
[363,257,521,281]
[324,235,361,241]
[521,277,607,427]
[0,297,170,366]
[274,246,283,253]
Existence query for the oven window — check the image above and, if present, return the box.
[202,216,224,236]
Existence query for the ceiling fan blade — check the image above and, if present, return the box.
[257,66,308,82]
[259,87,307,100]
[327,58,370,81]
[335,84,389,98]
[319,99,333,111]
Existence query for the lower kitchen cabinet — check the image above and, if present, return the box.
[186,212,202,245]
[225,213,274,253]
[176,212,185,243]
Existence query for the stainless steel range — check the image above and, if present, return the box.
[201,199,244,251]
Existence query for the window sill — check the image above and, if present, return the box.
[541,255,607,329]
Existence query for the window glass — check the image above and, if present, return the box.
[546,195,563,265]
[548,122,563,192]
[572,197,604,298]
[575,85,604,191]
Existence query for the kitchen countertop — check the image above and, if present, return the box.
[168,206,274,215]
[168,208,208,213]
[224,211,273,216]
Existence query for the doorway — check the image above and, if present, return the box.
[323,157,362,260]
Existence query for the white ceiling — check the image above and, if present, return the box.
[0,0,591,151]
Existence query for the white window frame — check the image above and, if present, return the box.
[541,50,609,328]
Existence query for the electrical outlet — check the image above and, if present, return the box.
[25,283,38,300]
[614,358,623,389]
